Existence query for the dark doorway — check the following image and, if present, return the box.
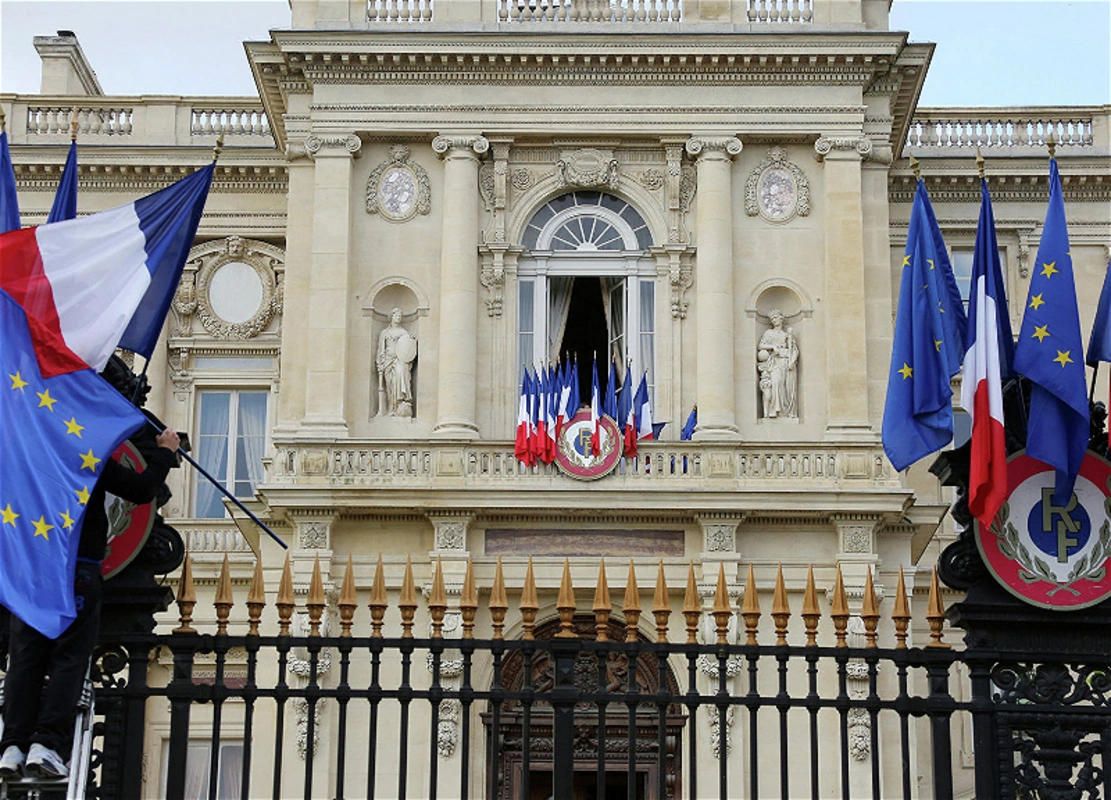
[527,769,647,800]
[559,276,609,408]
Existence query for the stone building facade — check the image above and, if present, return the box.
[3,2,1110,797]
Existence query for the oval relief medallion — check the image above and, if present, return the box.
[379,166,418,221]
[758,167,797,222]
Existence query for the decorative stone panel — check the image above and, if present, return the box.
[366,144,431,222]
[745,146,811,222]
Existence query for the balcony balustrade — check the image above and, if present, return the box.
[906,107,1109,155]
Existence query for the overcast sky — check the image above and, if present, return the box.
[1,0,1108,106]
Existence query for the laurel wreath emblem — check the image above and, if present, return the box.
[991,491,1111,598]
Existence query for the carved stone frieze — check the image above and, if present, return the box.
[636,168,666,192]
[745,146,811,222]
[556,148,619,189]
[814,136,872,162]
[297,520,330,550]
[366,144,431,222]
[511,167,535,190]
[832,514,880,556]
[429,514,472,552]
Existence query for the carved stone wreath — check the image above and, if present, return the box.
[557,148,619,189]
[366,145,431,222]
[187,237,283,340]
[745,147,811,223]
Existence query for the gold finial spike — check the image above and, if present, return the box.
[741,563,761,646]
[399,555,418,639]
[69,108,78,142]
[214,553,234,636]
[802,565,820,647]
[593,558,611,643]
[772,564,790,647]
[892,566,911,650]
[652,560,671,644]
[682,561,701,645]
[276,553,294,637]
[307,554,325,637]
[173,552,198,635]
[520,557,540,641]
[909,154,922,181]
[1047,131,1057,160]
[711,562,732,646]
[369,554,388,638]
[623,560,642,643]
[861,567,880,648]
[925,567,951,650]
[555,559,577,639]
[831,564,850,648]
[246,557,265,637]
[490,556,509,640]
[460,556,478,640]
[338,555,357,638]
[976,147,986,180]
[429,557,448,639]
[213,132,225,163]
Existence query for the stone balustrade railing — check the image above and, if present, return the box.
[174,521,254,554]
[365,0,831,24]
[369,0,434,22]
[268,440,894,488]
[191,107,271,137]
[3,97,274,146]
[906,107,1111,154]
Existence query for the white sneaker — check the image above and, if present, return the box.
[24,743,67,779]
[0,745,25,779]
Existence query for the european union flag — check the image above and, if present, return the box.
[883,181,964,471]
[920,181,970,366]
[0,289,145,638]
[1014,158,1089,504]
[681,406,697,441]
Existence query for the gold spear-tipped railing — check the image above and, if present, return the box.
[174,554,952,650]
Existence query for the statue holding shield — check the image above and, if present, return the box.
[376,308,417,417]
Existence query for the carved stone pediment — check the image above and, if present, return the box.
[556,148,618,189]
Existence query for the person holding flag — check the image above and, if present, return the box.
[1014,143,1089,503]
[882,169,968,470]
[960,152,1015,531]
[0,154,215,778]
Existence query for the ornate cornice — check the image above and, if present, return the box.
[12,163,288,194]
[887,174,1111,204]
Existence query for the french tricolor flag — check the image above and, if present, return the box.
[960,178,1014,530]
[0,163,213,378]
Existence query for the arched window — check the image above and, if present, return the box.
[517,192,655,407]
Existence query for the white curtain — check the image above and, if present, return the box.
[182,743,209,800]
[638,278,655,392]
[608,278,626,369]
[547,276,574,361]
[218,744,244,800]
[235,392,267,496]
[196,393,230,518]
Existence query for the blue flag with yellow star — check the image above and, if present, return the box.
[0,289,146,638]
[882,181,964,471]
[1014,158,1089,504]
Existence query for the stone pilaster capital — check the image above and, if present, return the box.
[304,133,362,158]
[813,136,872,163]
[685,136,742,160]
[432,135,490,159]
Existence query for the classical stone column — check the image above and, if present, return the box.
[686,136,742,440]
[300,133,361,436]
[274,141,315,434]
[432,135,489,439]
[815,136,873,440]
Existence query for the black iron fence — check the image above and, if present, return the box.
[6,554,1110,800]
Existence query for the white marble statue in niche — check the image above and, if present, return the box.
[376,308,417,417]
[757,309,799,419]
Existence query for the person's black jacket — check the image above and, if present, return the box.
[78,448,177,561]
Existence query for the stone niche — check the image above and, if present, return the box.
[748,279,813,423]
[362,278,428,421]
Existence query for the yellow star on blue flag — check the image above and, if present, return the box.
[1014,158,1089,504]
[0,290,146,638]
[883,180,967,471]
